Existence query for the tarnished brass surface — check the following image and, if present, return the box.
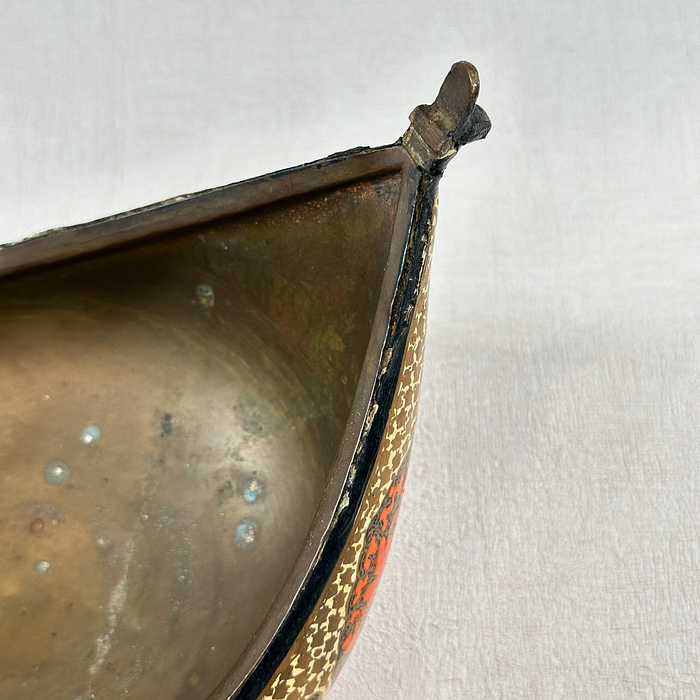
[0,174,401,699]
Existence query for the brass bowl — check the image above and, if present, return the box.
[0,62,489,700]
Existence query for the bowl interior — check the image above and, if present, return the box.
[0,172,402,700]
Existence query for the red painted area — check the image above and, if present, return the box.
[339,462,409,654]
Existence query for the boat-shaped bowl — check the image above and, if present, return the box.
[0,62,489,700]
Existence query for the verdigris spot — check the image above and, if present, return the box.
[44,462,70,483]
[235,518,257,549]
[243,478,262,504]
[161,413,173,437]
[80,424,101,445]
[196,283,215,307]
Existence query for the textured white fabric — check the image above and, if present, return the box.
[2,1,700,697]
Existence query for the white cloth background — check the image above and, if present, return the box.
[2,2,700,698]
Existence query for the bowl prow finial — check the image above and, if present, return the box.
[402,61,491,171]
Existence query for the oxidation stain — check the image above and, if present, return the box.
[234,401,276,438]
[34,560,51,574]
[161,413,173,437]
[44,461,70,483]
[196,283,215,307]
[216,480,234,505]
[29,518,45,534]
[235,518,257,549]
[80,424,101,445]
[243,478,263,504]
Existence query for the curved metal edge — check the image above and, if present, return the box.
[214,153,421,699]
[226,167,440,700]
[224,59,490,700]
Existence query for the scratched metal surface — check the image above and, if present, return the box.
[2,1,700,698]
